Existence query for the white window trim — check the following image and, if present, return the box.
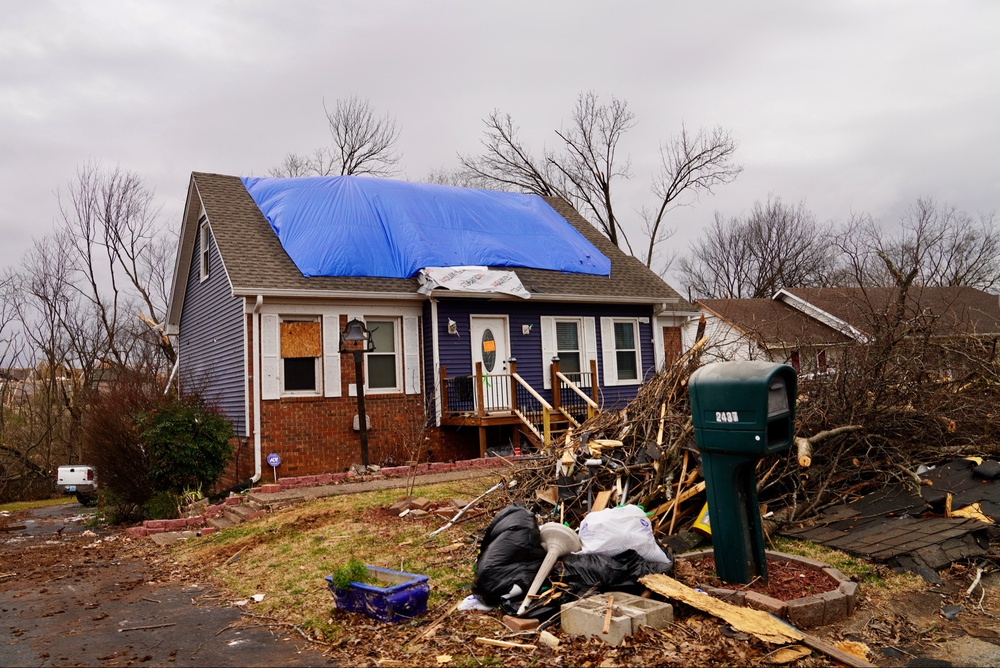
[199,219,210,283]
[601,317,643,386]
[280,316,322,397]
[540,316,598,389]
[363,316,403,395]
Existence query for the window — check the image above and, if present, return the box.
[199,219,210,281]
[601,317,642,385]
[365,318,401,392]
[555,320,582,381]
[281,318,321,394]
[613,321,639,381]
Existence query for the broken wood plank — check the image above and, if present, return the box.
[800,632,875,668]
[602,594,614,634]
[639,574,802,644]
[591,490,613,513]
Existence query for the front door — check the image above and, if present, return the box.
[470,316,511,411]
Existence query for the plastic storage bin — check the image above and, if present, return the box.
[326,565,429,624]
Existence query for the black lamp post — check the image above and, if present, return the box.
[340,318,375,467]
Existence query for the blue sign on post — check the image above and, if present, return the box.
[266,453,281,482]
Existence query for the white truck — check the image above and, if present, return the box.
[56,465,98,505]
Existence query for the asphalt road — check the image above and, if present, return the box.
[1,502,333,667]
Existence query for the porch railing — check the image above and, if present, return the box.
[440,362,512,416]
[550,358,600,427]
[511,371,552,446]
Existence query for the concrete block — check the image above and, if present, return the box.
[786,594,825,628]
[744,591,787,618]
[617,596,673,629]
[502,615,540,632]
[561,596,633,646]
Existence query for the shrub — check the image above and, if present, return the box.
[139,396,234,494]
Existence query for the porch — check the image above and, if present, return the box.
[439,359,600,456]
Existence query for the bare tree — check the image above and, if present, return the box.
[641,124,742,269]
[459,92,741,266]
[57,162,176,366]
[833,199,1000,292]
[680,197,834,298]
[270,96,401,178]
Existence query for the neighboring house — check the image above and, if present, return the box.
[165,173,697,480]
[690,285,1000,373]
[691,298,852,373]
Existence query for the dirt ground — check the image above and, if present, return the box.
[0,502,331,667]
[4,501,1000,667]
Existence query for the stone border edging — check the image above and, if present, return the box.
[676,549,858,628]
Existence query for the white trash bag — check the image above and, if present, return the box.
[577,504,671,564]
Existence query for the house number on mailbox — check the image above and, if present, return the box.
[715,411,739,423]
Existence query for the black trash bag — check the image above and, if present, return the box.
[558,549,674,597]
[471,505,546,606]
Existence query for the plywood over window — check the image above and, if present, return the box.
[280,321,321,358]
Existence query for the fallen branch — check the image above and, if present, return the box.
[474,637,536,650]
[795,425,863,468]
[119,623,176,632]
[428,480,509,538]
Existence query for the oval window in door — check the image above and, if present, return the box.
[481,329,497,372]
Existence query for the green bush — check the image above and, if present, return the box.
[139,397,234,494]
[144,490,182,520]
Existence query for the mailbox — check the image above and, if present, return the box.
[689,361,796,455]
[688,361,797,585]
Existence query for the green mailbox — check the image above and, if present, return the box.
[688,361,796,585]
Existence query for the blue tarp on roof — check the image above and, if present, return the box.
[240,175,611,279]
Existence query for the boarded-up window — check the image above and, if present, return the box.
[280,321,322,358]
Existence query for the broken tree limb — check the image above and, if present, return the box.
[795,425,863,468]
[474,637,536,650]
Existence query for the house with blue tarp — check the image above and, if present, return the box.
[165,173,697,480]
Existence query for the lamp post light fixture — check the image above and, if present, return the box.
[340,318,375,467]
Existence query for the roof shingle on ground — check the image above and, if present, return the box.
[190,172,689,305]
[782,286,1000,337]
[697,298,851,346]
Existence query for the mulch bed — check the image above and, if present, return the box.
[675,555,839,601]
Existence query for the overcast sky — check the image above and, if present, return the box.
[2,1,998,290]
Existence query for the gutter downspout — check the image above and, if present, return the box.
[251,295,264,483]
[430,297,442,426]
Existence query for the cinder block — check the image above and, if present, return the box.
[502,615,540,632]
[561,597,633,646]
[616,596,673,629]
[786,594,825,628]
[745,591,787,618]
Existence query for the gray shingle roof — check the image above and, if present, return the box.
[191,172,690,305]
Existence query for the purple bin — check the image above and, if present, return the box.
[326,566,429,624]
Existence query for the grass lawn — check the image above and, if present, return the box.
[0,497,76,513]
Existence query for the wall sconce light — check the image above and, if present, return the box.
[522,324,533,335]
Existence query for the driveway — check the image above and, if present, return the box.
[1,502,332,667]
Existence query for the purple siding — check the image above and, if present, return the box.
[178,222,247,435]
[427,298,655,410]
